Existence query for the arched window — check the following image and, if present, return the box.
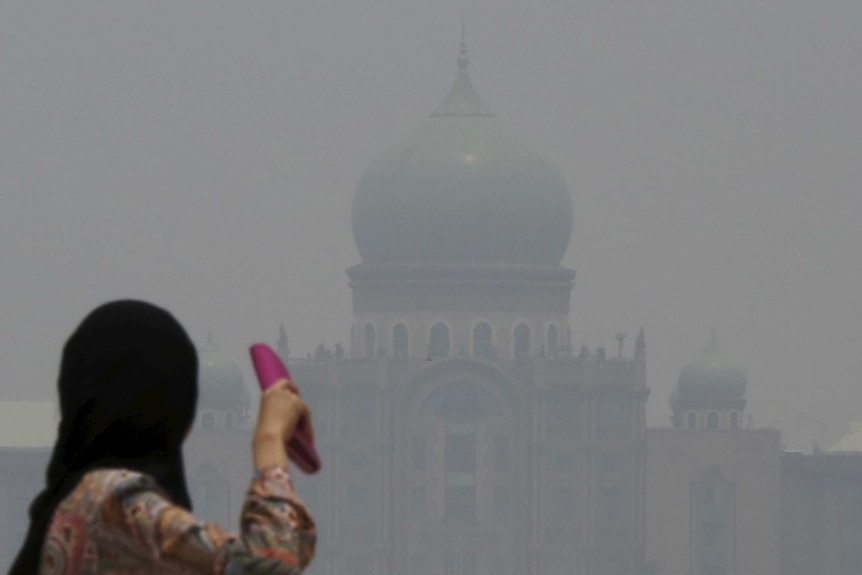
[473,322,493,359]
[225,412,235,430]
[201,411,216,430]
[428,323,450,359]
[364,324,376,358]
[419,382,502,526]
[687,412,697,429]
[392,324,409,359]
[707,412,719,429]
[730,412,739,429]
[692,466,735,575]
[547,324,559,357]
[514,324,531,358]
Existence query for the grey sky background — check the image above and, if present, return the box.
[2,2,860,449]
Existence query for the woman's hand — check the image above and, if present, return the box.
[253,379,311,470]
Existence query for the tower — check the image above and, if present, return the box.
[647,331,780,575]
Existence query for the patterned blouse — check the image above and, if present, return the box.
[39,466,316,575]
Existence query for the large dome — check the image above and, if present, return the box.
[352,50,573,265]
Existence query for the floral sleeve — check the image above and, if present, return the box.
[99,466,316,574]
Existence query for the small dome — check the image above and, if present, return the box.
[677,331,747,400]
[351,49,573,265]
[198,333,250,410]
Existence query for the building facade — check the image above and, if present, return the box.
[646,335,782,575]
[287,351,647,575]
[283,44,649,575]
[781,450,862,575]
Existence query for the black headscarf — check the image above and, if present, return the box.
[8,300,199,575]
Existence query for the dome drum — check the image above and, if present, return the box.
[348,262,574,314]
[670,394,747,413]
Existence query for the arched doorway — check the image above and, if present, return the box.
[400,361,518,575]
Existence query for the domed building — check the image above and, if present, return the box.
[348,43,576,363]
[647,330,782,575]
[670,330,747,430]
[183,333,254,527]
[196,332,251,430]
[287,43,650,575]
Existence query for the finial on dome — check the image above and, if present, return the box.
[277,323,290,359]
[457,14,469,70]
[704,326,719,353]
[206,328,214,347]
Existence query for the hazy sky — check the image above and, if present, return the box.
[2,2,861,449]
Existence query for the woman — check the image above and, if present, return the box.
[9,300,316,574]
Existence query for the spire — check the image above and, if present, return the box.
[277,323,290,360]
[458,13,469,70]
[706,327,718,352]
[199,328,218,353]
[431,27,494,118]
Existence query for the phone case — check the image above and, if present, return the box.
[250,343,321,474]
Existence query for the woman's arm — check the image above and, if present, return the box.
[102,466,315,574]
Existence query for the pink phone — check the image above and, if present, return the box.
[250,343,321,474]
